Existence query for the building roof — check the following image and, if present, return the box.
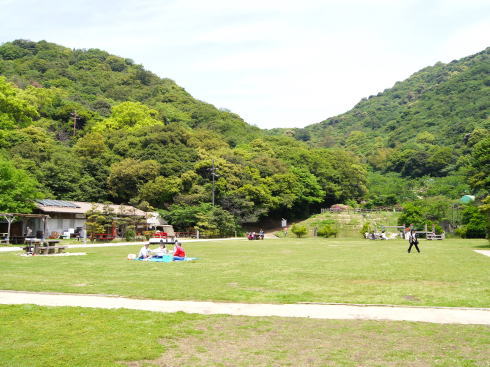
[34,200,148,217]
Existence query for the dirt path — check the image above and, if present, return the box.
[1,290,488,325]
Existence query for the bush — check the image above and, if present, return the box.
[291,224,307,238]
[458,205,487,238]
[318,224,337,238]
[360,222,372,237]
[433,224,444,235]
[125,228,136,241]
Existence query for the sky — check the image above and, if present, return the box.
[0,0,489,129]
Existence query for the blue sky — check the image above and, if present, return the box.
[0,0,488,128]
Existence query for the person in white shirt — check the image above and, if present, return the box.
[138,243,152,259]
[152,241,169,258]
[407,230,420,253]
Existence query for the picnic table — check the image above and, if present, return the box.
[23,239,65,255]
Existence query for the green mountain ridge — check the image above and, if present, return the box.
[0,39,373,232]
[307,47,489,145]
[273,48,489,206]
[0,39,261,146]
[0,40,488,234]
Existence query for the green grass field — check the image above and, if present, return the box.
[0,238,488,307]
[1,238,489,366]
[1,305,489,367]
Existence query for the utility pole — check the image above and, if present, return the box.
[70,111,78,136]
[209,159,218,206]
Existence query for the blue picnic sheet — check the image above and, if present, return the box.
[135,255,199,262]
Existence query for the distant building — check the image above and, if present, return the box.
[4,200,154,239]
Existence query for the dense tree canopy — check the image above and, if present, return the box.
[0,39,488,233]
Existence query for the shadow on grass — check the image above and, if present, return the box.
[473,243,490,249]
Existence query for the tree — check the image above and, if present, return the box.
[467,137,490,194]
[162,203,211,231]
[0,76,38,129]
[195,206,238,237]
[0,158,42,213]
[107,159,160,202]
[457,205,487,238]
[139,176,183,208]
[94,101,163,132]
[397,202,426,229]
[291,224,307,238]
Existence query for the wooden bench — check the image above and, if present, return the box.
[23,241,65,255]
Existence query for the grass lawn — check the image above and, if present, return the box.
[1,305,489,367]
[0,238,488,307]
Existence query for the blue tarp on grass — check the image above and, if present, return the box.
[135,255,199,262]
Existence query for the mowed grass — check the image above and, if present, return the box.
[0,238,489,307]
[1,305,489,367]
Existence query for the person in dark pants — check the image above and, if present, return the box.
[407,230,420,253]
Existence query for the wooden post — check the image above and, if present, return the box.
[6,216,12,245]
[42,217,47,241]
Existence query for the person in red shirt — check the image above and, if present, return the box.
[173,241,186,260]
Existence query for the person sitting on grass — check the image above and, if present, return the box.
[173,241,186,260]
[152,241,169,258]
[138,243,152,260]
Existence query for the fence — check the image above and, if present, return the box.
[320,207,402,214]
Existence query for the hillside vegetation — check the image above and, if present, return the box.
[280,211,400,238]
[0,40,488,236]
[273,48,489,207]
[0,40,369,233]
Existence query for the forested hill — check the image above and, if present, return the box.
[0,39,260,145]
[265,48,490,208]
[279,48,489,176]
[306,47,489,146]
[0,39,370,232]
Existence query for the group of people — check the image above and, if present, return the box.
[365,228,421,253]
[364,231,389,240]
[247,230,264,240]
[138,240,186,260]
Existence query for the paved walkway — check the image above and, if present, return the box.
[0,237,247,253]
[474,250,490,257]
[1,291,488,325]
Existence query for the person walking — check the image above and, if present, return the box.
[407,229,420,253]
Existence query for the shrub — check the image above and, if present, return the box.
[291,224,307,238]
[318,224,337,238]
[125,228,136,241]
[360,222,372,237]
[458,205,487,238]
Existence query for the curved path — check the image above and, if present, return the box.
[1,290,488,325]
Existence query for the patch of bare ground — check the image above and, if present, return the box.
[122,316,490,367]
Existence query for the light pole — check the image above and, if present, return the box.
[209,159,218,206]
